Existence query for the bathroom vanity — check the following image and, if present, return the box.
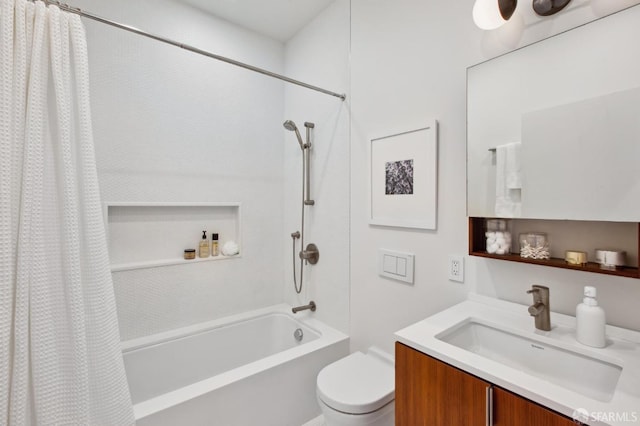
[396,343,573,425]
[394,295,640,426]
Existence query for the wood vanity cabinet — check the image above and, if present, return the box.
[396,342,576,426]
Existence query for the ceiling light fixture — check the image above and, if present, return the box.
[473,0,573,30]
[472,0,518,30]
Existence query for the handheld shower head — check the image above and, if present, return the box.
[283,120,304,150]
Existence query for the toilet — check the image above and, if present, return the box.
[316,347,395,426]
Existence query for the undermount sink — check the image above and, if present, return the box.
[436,319,623,402]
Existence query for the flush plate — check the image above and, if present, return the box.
[378,249,414,284]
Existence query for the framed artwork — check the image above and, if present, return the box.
[369,120,438,230]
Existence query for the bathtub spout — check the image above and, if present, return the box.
[292,301,316,314]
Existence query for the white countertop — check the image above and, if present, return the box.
[394,294,640,426]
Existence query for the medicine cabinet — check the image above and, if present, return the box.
[466,6,640,279]
[467,5,640,221]
[105,202,241,271]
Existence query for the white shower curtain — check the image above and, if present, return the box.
[0,0,135,424]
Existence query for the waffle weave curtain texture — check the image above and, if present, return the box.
[0,0,134,424]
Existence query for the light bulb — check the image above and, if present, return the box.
[473,0,517,30]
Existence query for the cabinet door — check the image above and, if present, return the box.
[493,387,576,426]
[396,342,490,426]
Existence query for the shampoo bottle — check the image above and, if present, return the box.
[211,233,219,256]
[199,230,210,258]
[575,286,606,348]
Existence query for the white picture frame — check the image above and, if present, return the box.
[369,120,438,230]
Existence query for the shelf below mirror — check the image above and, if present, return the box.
[469,217,640,279]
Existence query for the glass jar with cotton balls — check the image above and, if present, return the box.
[485,219,512,255]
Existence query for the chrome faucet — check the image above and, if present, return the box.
[292,301,316,314]
[527,285,551,331]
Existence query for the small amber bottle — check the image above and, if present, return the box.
[211,233,219,256]
[199,230,210,258]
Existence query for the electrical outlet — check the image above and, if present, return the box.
[448,255,464,283]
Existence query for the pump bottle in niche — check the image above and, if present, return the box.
[199,230,210,258]
[211,233,219,256]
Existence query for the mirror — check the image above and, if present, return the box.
[467,5,640,222]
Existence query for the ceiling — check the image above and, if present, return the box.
[178,0,336,42]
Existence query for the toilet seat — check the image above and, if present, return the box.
[316,351,394,415]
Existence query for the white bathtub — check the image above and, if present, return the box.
[122,304,349,426]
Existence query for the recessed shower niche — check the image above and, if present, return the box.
[105,202,241,271]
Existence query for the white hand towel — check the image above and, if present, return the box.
[495,142,522,217]
[505,142,522,189]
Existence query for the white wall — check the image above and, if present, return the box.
[350,0,640,355]
[66,0,352,340]
[68,0,287,339]
[283,0,351,334]
[67,0,640,348]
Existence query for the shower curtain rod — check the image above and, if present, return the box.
[32,0,347,101]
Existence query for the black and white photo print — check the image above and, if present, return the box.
[385,159,414,195]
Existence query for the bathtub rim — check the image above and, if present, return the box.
[122,304,322,353]
[122,304,349,420]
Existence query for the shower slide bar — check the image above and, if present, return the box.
[30,0,347,101]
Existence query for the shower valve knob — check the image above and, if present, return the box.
[299,243,319,265]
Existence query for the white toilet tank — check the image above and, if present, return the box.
[316,347,395,426]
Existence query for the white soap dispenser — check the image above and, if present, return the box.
[575,286,606,348]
